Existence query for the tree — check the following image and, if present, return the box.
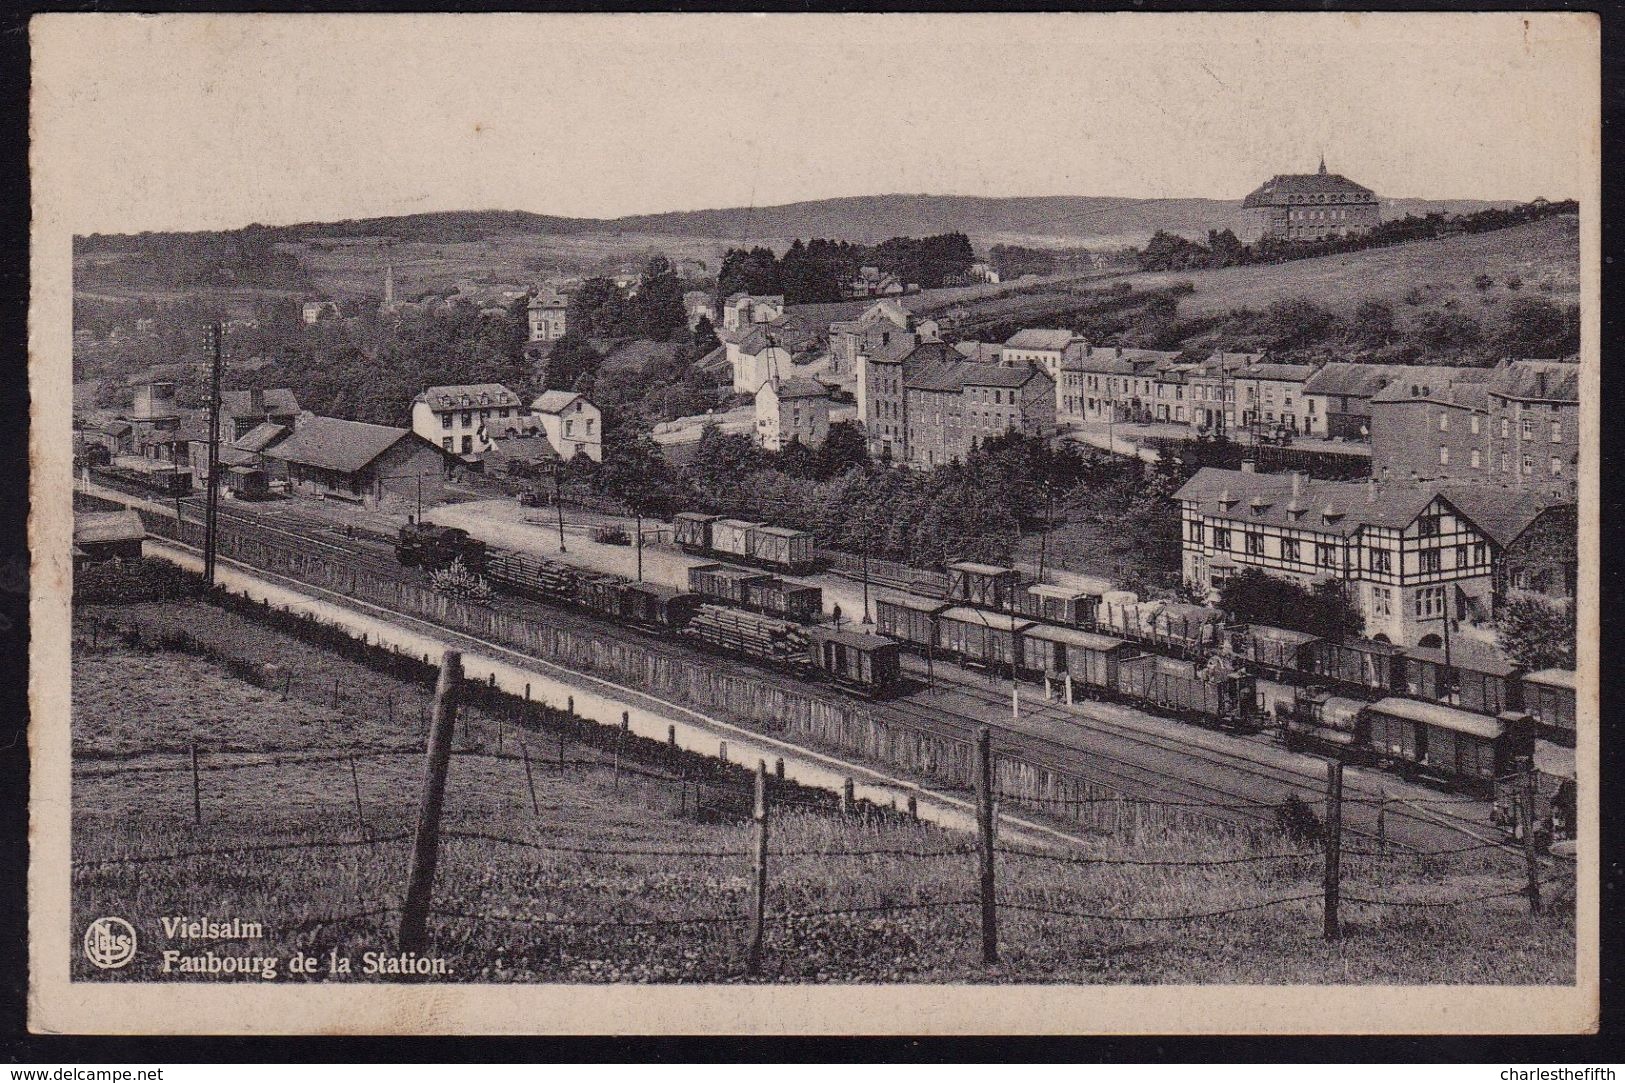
[1497,297,1578,358]
[691,315,721,353]
[1218,568,1363,640]
[540,333,603,393]
[629,255,688,341]
[565,277,628,339]
[1495,592,1576,670]
[1350,299,1395,346]
[596,433,683,517]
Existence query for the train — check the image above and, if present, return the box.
[395,522,900,697]
[874,558,1578,801]
[673,513,818,575]
[90,461,194,498]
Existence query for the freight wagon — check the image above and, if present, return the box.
[1305,636,1405,694]
[1017,625,1129,696]
[709,519,762,562]
[1521,668,1577,744]
[806,626,903,697]
[874,595,946,652]
[1226,624,1321,675]
[1115,653,1258,729]
[1018,583,1099,628]
[753,525,817,574]
[687,563,769,607]
[743,576,823,622]
[946,562,1024,610]
[396,523,488,573]
[1362,697,1529,797]
[1280,690,1372,762]
[934,606,1031,671]
[619,582,703,630]
[1099,600,1223,654]
[680,604,810,673]
[1401,643,1522,717]
[673,512,720,553]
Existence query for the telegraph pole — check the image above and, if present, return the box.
[202,322,224,588]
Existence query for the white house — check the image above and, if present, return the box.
[531,389,603,462]
[527,289,568,343]
[721,293,785,331]
[726,328,794,396]
[1001,329,1078,381]
[755,376,831,451]
[301,300,341,325]
[411,383,526,460]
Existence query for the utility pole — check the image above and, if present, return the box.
[861,522,872,625]
[202,322,224,588]
[635,509,644,581]
[1322,758,1344,941]
[553,463,567,553]
[975,726,998,965]
[1037,482,1053,583]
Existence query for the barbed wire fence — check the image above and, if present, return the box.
[73,627,1575,977]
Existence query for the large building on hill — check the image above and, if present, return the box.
[1239,158,1380,243]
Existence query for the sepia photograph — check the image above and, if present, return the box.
[27,10,1600,1035]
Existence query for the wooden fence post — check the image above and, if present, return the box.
[746,760,770,976]
[667,724,677,748]
[775,758,785,781]
[719,741,728,765]
[398,651,463,954]
[349,755,367,836]
[332,677,340,708]
[976,726,998,965]
[521,745,540,816]
[558,730,566,774]
[841,778,854,814]
[1323,758,1344,941]
[907,794,918,820]
[1376,791,1387,855]
[190,744,202,827]
[386,693,394,724]
[1523,768,1543,915]
[282,673,291,701]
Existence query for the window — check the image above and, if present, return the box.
[441,437,452,451]
[1371,548,1393,574]
[1372,586,1392,618]
[1455,543,1468,568]
[1471,449,1481,468]
[565,420,574,436]
[1317,542,1338,568]
[440,414,451,429]
[1551,421,1563,443]
[1501,418,1510,438]
[1522,455,1534,476]
[1187,519,1204,544]
[460,435,473,454]
[1439,446,1450,466]
[1214,527,1232,551]
[1470,415,1480,435]
[1550,456,1563,476]
[1415,585,1446,619]
[1244,532,1264,557]
[1281,537,1301,562]
[1523,418,1535,439]
[1418,513,1441,537]
[461,411,472,427]
[1439,413,1449,432]
[1420,549,1441,574]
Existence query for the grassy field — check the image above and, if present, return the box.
[70,599,1575,985]
[1125,215,1580,319]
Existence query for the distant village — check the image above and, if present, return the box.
[74,160,1579,661]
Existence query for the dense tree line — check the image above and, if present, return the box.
[1218,568,1364,641]
[562,256,689,341]
[716,232,976,303]
[74,224,311,292]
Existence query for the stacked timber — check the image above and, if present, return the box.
[683,604,809,666]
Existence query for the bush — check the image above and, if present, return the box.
[75,557,198,604]
[429,558,493,601]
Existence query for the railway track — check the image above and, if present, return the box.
[90,481,1516,856]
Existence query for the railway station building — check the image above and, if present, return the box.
[261,416,459,511]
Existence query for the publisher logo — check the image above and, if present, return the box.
[83,917,137,970]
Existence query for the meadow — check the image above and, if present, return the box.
[70,599,1575,985]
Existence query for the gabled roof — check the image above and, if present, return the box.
[764,376,830,401]
[1487,359,1579,404]
[1301,363,1401,399]
[905,357,1047,393]
[220,388,300,418]
[1237,363,1319,383]
[260,416,420,474]
[1061,344,1181,375]
[1174,467,1453,537]
[952,341,1003,364]
[532,390,585,414]
[1241,171,1375,208]
[1003,329,1075,352]
[485,434,560,464]
[416,384,522,411]
[1439,485,1572,550]
[528,289,568,309]
[233,421,290,453]
[894,340,963,367]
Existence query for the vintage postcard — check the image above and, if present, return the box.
[28,11,1600,1034]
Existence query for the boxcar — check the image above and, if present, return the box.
[1229,624,1321,674]
[1362,697,1522,796]
[710,519,761,561]
[1018,625,1128,694]
[687,563,770,607]
[874,596,944,651]
[1018,584,1097,628]
[1491,738,1576,845]
[1522,668,1577,743]
[672,512,719,553]
[618,582,702,630]
[1102,600,1222,653]
[1281,690,1371,761]
[1402,642,1521,716]
[1115,653,1256,727]
[946,562,1024,610]
[935,606,1031,669]
[753,525,816,573]
[743,576,823,622]
[1306,637,1405,694]
[807,626,902,696]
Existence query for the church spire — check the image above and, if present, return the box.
[1318,154,1327,175]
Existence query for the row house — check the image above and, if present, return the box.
[829,299,917,379]
[411,383,527,460]
[1370,376,1492,482]
[1056,345,1184,426]
[1302,363,1487,441]
[1001,329,1079,381]
[1185,352,1265,434]
[1175,466,1499,648]
[1484,359,1579,491]
[1230,362,1320,436]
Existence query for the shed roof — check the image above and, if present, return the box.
[74,510,145,546]
[221,388,300,418]
[233,421,290,453]
[1003,329,1074,352]
[1488,359,1579,404]
[938,606,1032,633]
[1534,739,1575,780]
[808,626,897,652]
[1365,697,1507,739]
[260,416,418,474]
[766,376,830,400]
[1524,668,1577,691]
[1021,625,1127,652]
[532,390,584,414]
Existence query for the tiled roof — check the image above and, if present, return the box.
[260,416,417,474]
[75,510,145,545]
[234,421,290,453]
[906,359,1046,393]
[532,390,584,414]
[486,434,560,463]
[1061,344,1182,374]
[1003,329,1075,352]
[1237,363,1319,383]
[1301,363,1401,399]
[1174,467,1438,537]
[1487,359,1579,403]
[416,384,522,411]
[767,376,830,400]
[1439,485,1572,549]
[1241,171,1375,208]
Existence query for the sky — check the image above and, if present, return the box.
[32,11,1600,234]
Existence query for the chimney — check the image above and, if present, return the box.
[1291,471,1304,501]
[1366,477,1377,504]
[1537,370,1548,398]
[1240,460,1256,474]
[250,387,264,413]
